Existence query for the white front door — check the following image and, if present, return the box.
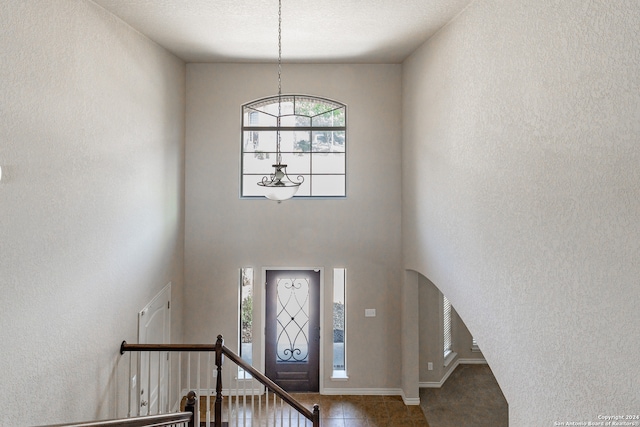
[138,283,171,415]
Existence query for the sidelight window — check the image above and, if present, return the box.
[443,295,452,358]
[239,268,253,375]
[332,268,347,379]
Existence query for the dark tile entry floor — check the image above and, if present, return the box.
[419,364,508,427]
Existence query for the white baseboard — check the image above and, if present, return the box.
[457,358,488,365]
[419,358,487,389]
[324,388,420,406]
[401,393,421,406]
[322,387,403,397]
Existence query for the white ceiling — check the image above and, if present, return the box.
[92,0,474,63]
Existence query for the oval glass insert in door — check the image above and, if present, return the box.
[276,276,311,362]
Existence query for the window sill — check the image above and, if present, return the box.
[331,370,349,381]
[444,351,457,367]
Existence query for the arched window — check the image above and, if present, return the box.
[241,94,346,198]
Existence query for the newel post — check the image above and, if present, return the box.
[185,391,197,427]
[312,403,320,427]
[214,335,224,427]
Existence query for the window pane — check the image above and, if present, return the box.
[311,131,332,153]
[278,130,302,152]
[293,131,312,153]
[312,107,345,127]
[243,131,261,153]
[243,152,277,174]
[292,176,311,196]
[295,98,339,117]
[279,114,298,127]
[248,99,294,117]
[333,268,346,371]
[280,152,310,175]
[244,130,277,152]
[326,131,345,152]
[294,115,311,127]
[313,153,345,174]
[240,268,253,366]
[243,109,277,127]
[243,175,268,197]
[311,175,346,197]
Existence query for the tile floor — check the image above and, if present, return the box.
[419,364,508,427]
[190,364,507,426]
[292,394,430,427]
[192,394,430,426]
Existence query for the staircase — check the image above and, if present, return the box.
[119,335,320,427]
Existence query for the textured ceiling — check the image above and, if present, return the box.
[92,0,474,63]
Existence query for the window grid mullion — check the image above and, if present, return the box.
[241,94,346,198]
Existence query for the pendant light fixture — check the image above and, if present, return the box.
[257,0,304,202]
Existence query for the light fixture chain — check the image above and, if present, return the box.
[277,0,282,164]
[257,0,303,201]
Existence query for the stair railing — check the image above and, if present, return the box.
[42,393,197,427]
[120,335,320,427]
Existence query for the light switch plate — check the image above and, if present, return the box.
[365,308,376,317]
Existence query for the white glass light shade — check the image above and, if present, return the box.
[263,184,300,201]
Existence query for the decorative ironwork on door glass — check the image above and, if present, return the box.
[276,276,310,363]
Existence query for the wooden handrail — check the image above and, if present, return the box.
[120,342,215,354]
[220,343,317,421]
[43,412,193,427]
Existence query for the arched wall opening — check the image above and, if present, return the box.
[401,270,507,408]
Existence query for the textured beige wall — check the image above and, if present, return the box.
[0,1,185,425]
[184,63,402,392]
[403,0,640,424]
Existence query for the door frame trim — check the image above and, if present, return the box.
[137,282,172,414]
[260,267,325,393]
